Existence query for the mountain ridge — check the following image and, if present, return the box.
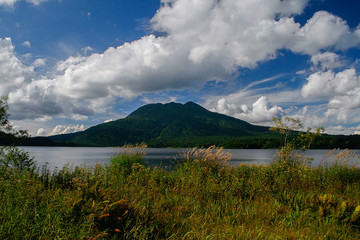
[30,101,360,149]
[46,101,275,147]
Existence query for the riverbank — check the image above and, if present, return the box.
[1,147,360,239]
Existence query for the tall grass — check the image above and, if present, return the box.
[1,145,360,239]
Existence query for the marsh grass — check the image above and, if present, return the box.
[1,145,360,239]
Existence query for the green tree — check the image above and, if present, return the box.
[0,96,29,138]
[0,96,34,176]
[0,96,12,133]
[270,116,302,149]
[270,117,324,168]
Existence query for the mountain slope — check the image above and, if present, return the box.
[48,101,275,147]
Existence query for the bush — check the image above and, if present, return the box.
[109,144,147,177]
[0,146,35,176]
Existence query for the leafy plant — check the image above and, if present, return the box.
[0,96,29,139]
[0,146,35,175]
[0,96,34,176]
[270,117,324,168]
[109,143,147,177]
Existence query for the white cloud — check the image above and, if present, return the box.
[0,38,34,96]
[25,0,47,6]
[22,41,31,48]
[288,11,360,55]
[81,46,93,55]
[212,98,239,116]
[71,114,88,121]
[212,96,283,124]
[3,0,360,131]
[0,0,18,7]
[289,105,329,129]
[33,58,46,67]
[22,0,308,110]
[43,1,358,108]
[310,52,344,70]
[302,68,360,99]
[234,96,283,124]
[48,124,85,136]
[301,67,360,124]
[36,128,47,136]
[35,116,52,122]
[0,0,47,7]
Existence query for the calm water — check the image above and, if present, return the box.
[20,146,360,170]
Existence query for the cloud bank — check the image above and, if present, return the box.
[1,0,360,134]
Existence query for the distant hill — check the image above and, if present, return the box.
[43,102,278,148]
[24,101,360,148]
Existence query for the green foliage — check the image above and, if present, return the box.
[270,117,324,169]
[0,96,11,133]
[48,102,274,147]
[2,144,360,239]
[0,96,34,176]
[0,96,29,139]
[0,146,35,175]
[270,116,302,148]
[42,101,360,149]
[109,144,147,177]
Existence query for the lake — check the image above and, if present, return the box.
[20,146,360,170]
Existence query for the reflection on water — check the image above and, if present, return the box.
[20,146,360,171]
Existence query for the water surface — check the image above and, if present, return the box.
[21,146,360,170]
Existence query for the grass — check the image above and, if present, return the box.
[1,145,360,239]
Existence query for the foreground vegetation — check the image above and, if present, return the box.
[1,97,360,239]
[1,144,360,239]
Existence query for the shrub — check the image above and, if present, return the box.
[109,143,147,177]
[0,146,35,176]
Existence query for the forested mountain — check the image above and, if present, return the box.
[24,101,360,148]
[45,102,278,147]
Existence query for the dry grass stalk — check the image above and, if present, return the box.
[181,146,232,166]
[118,143,148,156]
[324,149,360,168]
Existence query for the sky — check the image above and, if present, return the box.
[0,0,360,136]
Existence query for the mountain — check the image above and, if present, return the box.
[46,101,278,148]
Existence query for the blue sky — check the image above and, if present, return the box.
[0,0,360,136]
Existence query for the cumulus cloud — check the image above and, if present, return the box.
[234,96,283,123]
[3,0,360,127]
[212,96,283,124]
[310,52,344,70]
[302,68,360,99]
[0,38,34,96]
[289,105,329,129]
[48,124,85,136]
[302,67,360,124]
[288,11,360,54]
[36,128,47,136]
[153,0,306,69]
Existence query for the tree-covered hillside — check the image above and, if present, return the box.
[20,101,360,148]
[46,102,278,147]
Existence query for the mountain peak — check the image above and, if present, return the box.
[48,101,271,147]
